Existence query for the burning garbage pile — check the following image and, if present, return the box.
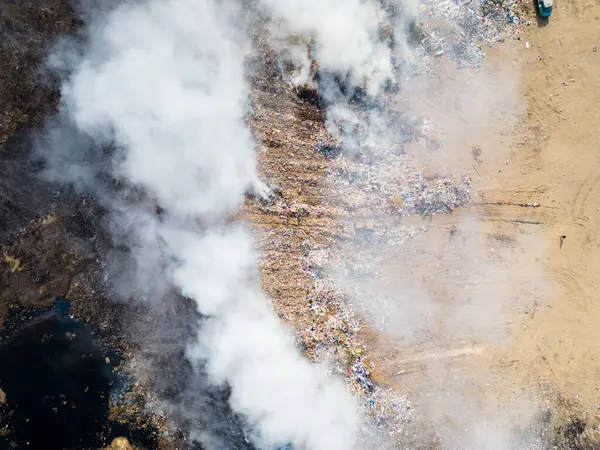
[414,0,530,69]
[301,254,414,441]
[246,0,530,442]
[255,196,415,442]
[256,120,472,443]
[316,129,471,218]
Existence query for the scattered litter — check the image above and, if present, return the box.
[252,0,536,442]
[411,0,530,69]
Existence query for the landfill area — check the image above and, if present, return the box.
[246,0,600,446]
[0,0,598,446]
[403,0,530,71]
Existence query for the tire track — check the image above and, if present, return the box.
[545,267,593,320]
[571,171,600,223]
[577,174,600,220]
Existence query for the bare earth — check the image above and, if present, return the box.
[496,0,600,413]
[371,0,600,438]
[250,0,600,444]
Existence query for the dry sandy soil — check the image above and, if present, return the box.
[369,0,600,442]
[250,0,600,445]
[494,0,600,418]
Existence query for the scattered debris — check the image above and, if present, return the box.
[110,437,133,450]
[560,235,567,249]
[414,0,529,69]
[472,145,482,162]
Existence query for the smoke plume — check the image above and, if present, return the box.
[40,0,367,448]
[35,0,551,446]
[260,0,394,94]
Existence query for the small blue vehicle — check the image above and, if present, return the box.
[538,0,553,17]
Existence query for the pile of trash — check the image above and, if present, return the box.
[249,195,418,438]
[415,0,530,68]
[282,84,472,439]
[300,254,414,440]
[323,141,471,218]
[397,175,472,215]
[289,124,471,439]
[314,135,343,161]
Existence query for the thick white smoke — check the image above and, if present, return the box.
[260,0,394,94]
[45,0,364,448]
[63,0,256,217]
[258,0,413,156]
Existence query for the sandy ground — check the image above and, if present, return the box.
[363,0,600,438]
[250,0,600,444]
[495,0,600,412]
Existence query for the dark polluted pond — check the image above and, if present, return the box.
[0,298,158,449]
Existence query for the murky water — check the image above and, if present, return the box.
[0,298,157,449]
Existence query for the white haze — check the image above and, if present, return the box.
[260,0,394,94]
[43,0,365,449]
[38,0,547,446]
[259,0,414,155]
[259,0,547,449]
